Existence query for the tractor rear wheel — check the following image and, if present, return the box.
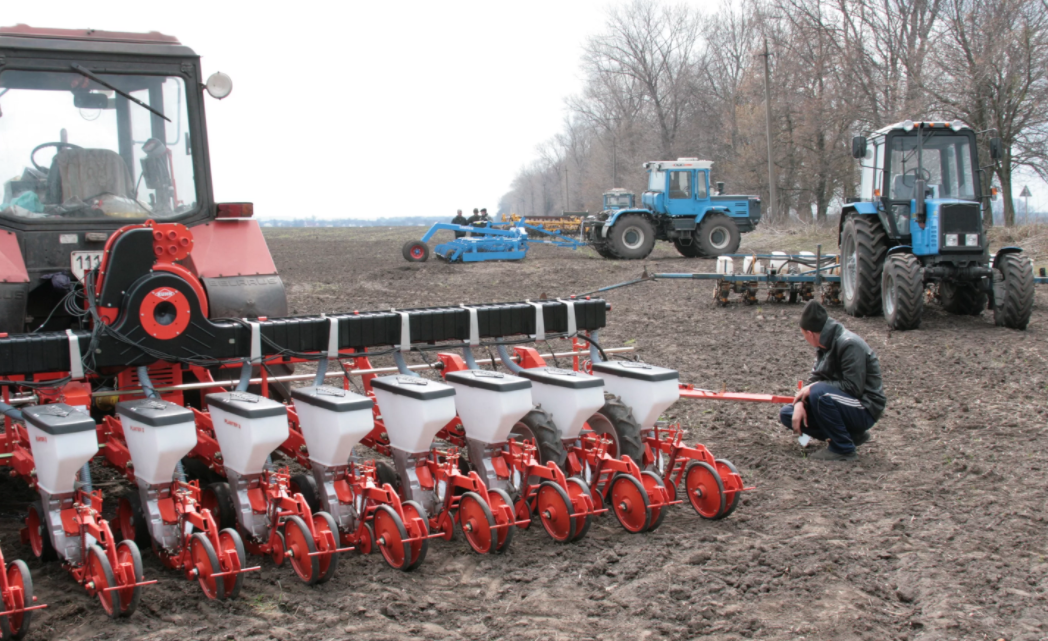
[587,394,644,463]
[993,253,1034,330]
[607,214,655,259]
[939,281,986,316]
[672,235,704,258]
[593,242,616,259]
[696,214,740,256]
[510,409,567,470]
[881,253,924,330]
[841,215,888,317]
[402,241,430,263]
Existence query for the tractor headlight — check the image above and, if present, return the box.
[966,233,979,247]
[945,234,959,247]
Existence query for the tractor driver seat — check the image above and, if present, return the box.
[892,174,916,201]
[46,148,135,205]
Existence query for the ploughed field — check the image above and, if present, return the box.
[3,225,1047,641]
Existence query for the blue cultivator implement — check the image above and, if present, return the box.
[401,221,586,263]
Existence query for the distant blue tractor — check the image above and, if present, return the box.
[582,159,761,259]
[841,120,1034,330]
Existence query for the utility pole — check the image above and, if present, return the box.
[564,167,570,213]
[761,37,779,222]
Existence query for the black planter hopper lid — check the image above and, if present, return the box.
[444,370,532,393]
[23,403,97,435]
[206,391,288,419]
[292,385,374,413]
[518,367,604,390]
[591,361,679,383]
[370,375,456,401]
[117,398,195,427]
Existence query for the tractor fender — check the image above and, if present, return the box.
[992,246,1024,270]
[698,206,733,221]
[602,209,655,238]
[838,202,884,244]
[886,245,913,256]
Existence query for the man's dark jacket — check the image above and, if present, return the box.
[452,214,468,238]
[809,318,886,420]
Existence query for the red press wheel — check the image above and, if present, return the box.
[486,488,516,553]
[714,459,743,520]
[189,532,222,600]
[217,528,247,599]
[283,515,320,585]
[457,492,496,555]
[535,481,576,543]
[565,477,592,542]
[684,461,726,519]
[312,511,340,584]
[400,501,430,571]
[355,522,374,556]
[609,473,651,533]
[24,504,54,561]
[640,471,668,533]
[114,540,143,618]
[85,544,119,618]
[271,531,286,567]
[0,559,33,639]
[372,505,411,571]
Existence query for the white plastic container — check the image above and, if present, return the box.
[23,404,99,495]
[444,370,533,445]
[769,251,788,274]
[292,386,374,467]
[117,399,198,485]
[371,375,456,454]
[518,367,605,440]
[742,256,764,275]
[716,256,734,275]
[206,392,289,476]
[590,361,680,429]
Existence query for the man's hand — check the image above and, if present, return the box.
[794,384,813,404]
[791,401,806,436]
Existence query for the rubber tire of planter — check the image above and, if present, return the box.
[289,473,321,514]
[607,214,656,260]
[939,281,986,316]
[993,253,1035,330]
[116,490,154,549]
[402,241,430,263]
[375,461,401,492]
[202,482,238,531]
[0,559,33,639]
[672,235,704,258]
[587,394,644,463]
[696,214,741,256]
[841,215,888,317]
[881,253,924,331]
[510,408,567,470]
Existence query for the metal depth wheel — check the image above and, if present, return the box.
[640,471,668,533]
[536,482,575,543]
[189,532,222,600]
[86,544,119,618]
[0,560,33,639]
[116,491,153,549]
[271,531,286,567]
[114,540,143,617]
[609,473,651,533]
[283,515,320,585]
[400,501,430,571]
[312,511,340,584]
[564,477,592,542]
[372,504,411,571]
[684,461,726,519]
[402,240,430,263]
[457,491,496,555]
[25,504,55,562]
[715,459,743,520]
[217,528,246,599]
[486,488,516,553]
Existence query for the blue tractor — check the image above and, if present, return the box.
[582,159,761,259]
[841,120,1034,330]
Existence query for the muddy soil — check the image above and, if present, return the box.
[4,226,1047,641]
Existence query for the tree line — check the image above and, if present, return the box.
[500,0,1048,227]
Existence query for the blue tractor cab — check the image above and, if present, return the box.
[582,159,761,259]
[840,120,1034,330]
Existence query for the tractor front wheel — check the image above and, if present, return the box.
[696,214,740,256]
[881,253,924,330]
[607,214,655,259]
[841,215,888,317]
[993,253,1034,330]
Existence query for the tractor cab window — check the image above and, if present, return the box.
[888,134,976,202]
[647,169,665,192]
[669,171,691,199]
[0,69,197,222]
[696,172,708,199]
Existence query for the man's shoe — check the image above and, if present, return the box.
[853,430,871,447]
[809,447,858,462]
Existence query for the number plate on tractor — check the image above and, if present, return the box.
[70,251,103,280]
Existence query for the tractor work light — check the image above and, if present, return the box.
[206,71,233,100]
[950,120,965,131]
[945,234,959,247]
[902,120,915,131]
[966,234,979,247]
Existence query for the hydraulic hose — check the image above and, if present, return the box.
[0,402,23,421]
[137,366,160,399]
[496,343,525,374]
[462,346,480,370]
[235,359,252,392]
[393,351,421,377]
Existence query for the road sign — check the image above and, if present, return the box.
[1019,185,1032,197]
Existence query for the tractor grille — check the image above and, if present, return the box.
[940,203,980,233]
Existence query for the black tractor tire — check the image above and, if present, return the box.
[841,215,888,317]
[592,242,616,259]
[993,253,1034,330]
[606,214,656,260]
[202,482,238,531]
[672,235,704,258]
[402,241,430,263]
[588,394,644,463]
[510,408,567,470]
[289,473,321,514]
[696,214,740,256]
[881,253,924,331]
[939,281,986,316]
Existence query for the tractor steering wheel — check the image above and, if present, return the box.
[31,142,82,172]
[904,167,932,182]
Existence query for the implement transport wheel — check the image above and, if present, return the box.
[283,515,320,585]
[610,473,651,533]
[202,482,237,531]
[189,532,222,600]
[511,409,567,470]
[536,481,575,542]
[0,559,33,639]
[116,491,153,549]
[402,241,430,263]
[993,253,1034,330]
[25,503,55,561]
[881,253,924,330]
[565,477,592,542]
[685,461,725,519]
[400,500,430,571]
[588,396,643,462]
[673,235,704,258]
[697,214,741,256]
[217,528,246,599]
[458,492,497,555]
[372,505,411,571]
[289,474,321,514]
[114,540,143,617]
[312,511,340,584]
[640,471,668,533]
[715,459,743,520]
[86,544,119,617]
[486,488,516,553]
[841,215,888,317]
[607,214,656,259]
[939,281,986,316]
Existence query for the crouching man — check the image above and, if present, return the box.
[781,300,886,461]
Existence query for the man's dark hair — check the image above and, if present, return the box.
[473,208,479,214]
[800,300,828,332]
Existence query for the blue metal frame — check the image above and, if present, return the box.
[416,221,585,263]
